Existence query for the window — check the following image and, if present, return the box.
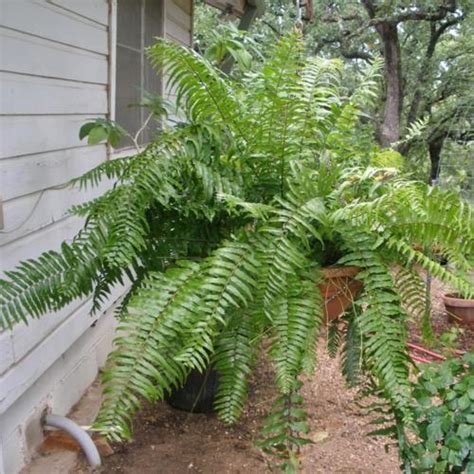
[116,0,164,146]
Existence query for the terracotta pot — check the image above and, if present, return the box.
[443,293,474,327]
[319,266,363,323]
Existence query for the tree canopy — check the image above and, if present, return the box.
[195,0,474,192]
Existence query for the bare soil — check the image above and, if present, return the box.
[74,345,400,474]
[72,276,471,474]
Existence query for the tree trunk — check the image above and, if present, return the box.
[376,23,403,148]
[428,134,445,184]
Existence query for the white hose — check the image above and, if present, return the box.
[43,414,101,467]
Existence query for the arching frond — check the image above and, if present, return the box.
[213,310,261,424]
[95,261,203,440]
[148,39,248,142]
[341,309,363,387]
[0,217,107,328]
[269,277,323,394]
[261,194,324,320]
[174,239,260,371]
[340,234,412,422]
[394,266,426,321]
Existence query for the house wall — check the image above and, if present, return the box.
[0,1,193,472]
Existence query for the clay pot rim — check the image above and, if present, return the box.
[443,293,474,307]
[320,265,361,279]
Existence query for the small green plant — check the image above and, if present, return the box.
[79,118,126,148]
[404,354,474,473]
[439,327,464,353]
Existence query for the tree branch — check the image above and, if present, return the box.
[314,36,373,62]
[405,15,464,127]
[321,13,363,23]
[346,0,459,40]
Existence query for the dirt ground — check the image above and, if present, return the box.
[70,276,471,474]
[73,345,400,474]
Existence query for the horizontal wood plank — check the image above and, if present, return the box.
[0,332,14,376]
[0,0,108,54]
[166,0,192,31]
[0,115,105,159]
[0,283,126,414]
[170,0,192,16]
[0,214,84,271]
[0,72,108,115]
[47,0,109,26]
[0,181,110,246]
[0,28,108,84]
[9,298,89,371]
[166,27,191,47]
[0,145,106,201]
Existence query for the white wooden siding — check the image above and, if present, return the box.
[0,0,193,440]
[163,0,192,119]
[1,146,106,201]
[48,0,110,26]
[0,183,109,246]
[165,0,192,46]
[0,283,127,414]
[1,0,108,54]
[0,73,108,115]
[0,0,111,418]
[0,28,108,84]
[0,115,107,159]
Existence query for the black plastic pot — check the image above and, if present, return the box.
[166,367,219,413]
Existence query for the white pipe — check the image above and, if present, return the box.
[43,414,101,467]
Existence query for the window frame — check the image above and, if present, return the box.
[110,0,165,152]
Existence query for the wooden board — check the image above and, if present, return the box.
[165,0,192,46]
[0,72,108,115]
[0,180,110,245]
[0,145,106,201]
[0,332,14,376]
[47,0,109,26]
[0,115,106,159]
[0,29,108,84]
[0,0,108,54]
[0,283,127,414]
[0,214,84,270]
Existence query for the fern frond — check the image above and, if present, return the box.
[340,234,412,421]
[388,239,474,298]
[246,33,305,154]
[335,183,474,261]
[174,239,260,371]
[349,56,383,109]
[261,194,324,319]
[148,39,248,142]
[259,382,312,472]
[94,261,203,440]
[269,277,323,394]
[341,310,362,387]
[394,266,426,321]
[0,217,108,328]
[326,319,342,358]
[213,310,260,424]
[70,156,132,190]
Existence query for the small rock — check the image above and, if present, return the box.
[312,431,329,443]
